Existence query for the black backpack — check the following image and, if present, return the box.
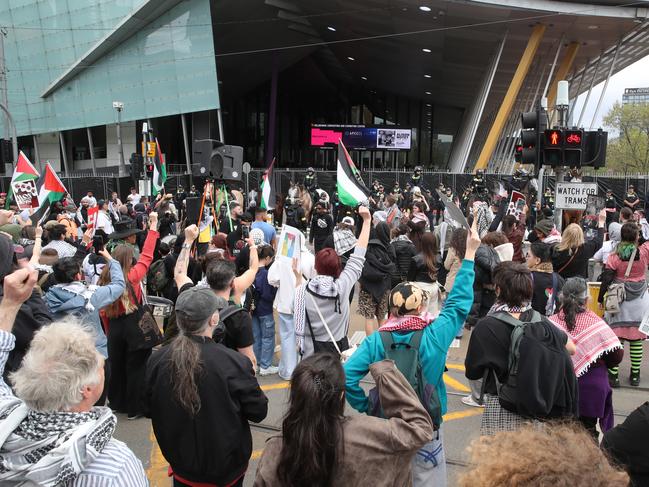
[490,311,578,419]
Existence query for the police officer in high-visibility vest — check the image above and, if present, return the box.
[542,188,555,211]
[410,166,423,189]
[624,185,641,211]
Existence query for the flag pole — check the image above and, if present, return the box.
[223,184,233,233]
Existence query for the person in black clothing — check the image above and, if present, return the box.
[171,225,257,370]
[526,241,564,315]
[605,189,618,229]
[144,286,268,487]
[227,212,253,260]
[309,202,334,253]
[408,232,441,283]
[389,224,417,288]
[624,185,641,211]
[552,209,606,279]
[284,202,307,232]
[219,201,243,235]
[601,401,649,486]
[464,261,577,435]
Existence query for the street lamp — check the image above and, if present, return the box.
[113,101,126,176]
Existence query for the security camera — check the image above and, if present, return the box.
[112,101,124,110]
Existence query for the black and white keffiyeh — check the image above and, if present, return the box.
[0,399,116,487]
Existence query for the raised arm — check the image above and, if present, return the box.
[174,225,198,289]
[90,251,126,309]
[356,205,371,249]
[233,238,260,298]
[29,225,43,267]
[128,213,159,283]
[0,268,39,398]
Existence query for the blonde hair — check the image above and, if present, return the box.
[556,224,584,253]
[458,424,628,487]
[11,319,103,412]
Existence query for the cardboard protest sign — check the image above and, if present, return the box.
[277,225,303,267]
[11,179,39,210]
[506,191,526,219]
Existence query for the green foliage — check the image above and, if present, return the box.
[603,102,649,172]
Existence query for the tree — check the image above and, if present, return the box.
[603,101,649,172]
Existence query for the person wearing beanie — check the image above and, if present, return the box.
[533,218,561,246]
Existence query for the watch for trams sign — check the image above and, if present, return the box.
[555,182,597,210]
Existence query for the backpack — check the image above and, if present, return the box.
[147,259,169,294]
[490,311,578,419]
[367,330,442,430]
[212,304,247,344]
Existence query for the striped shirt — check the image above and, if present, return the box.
[0,331,149,486]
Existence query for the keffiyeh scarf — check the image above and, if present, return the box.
[294,276,339,352]
[379,312,436,332]
[0,401,116,486]
[549,310,621,377]
[333,229,357,256]
[488,301,532,315]
[475,203,493,239]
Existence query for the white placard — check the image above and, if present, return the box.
[555,182,597,210]
[276,224,302,266]
[11,180,39,210]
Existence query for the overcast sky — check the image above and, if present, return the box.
[573,54,649,133]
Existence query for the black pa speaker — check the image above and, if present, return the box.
[192,140,243,182]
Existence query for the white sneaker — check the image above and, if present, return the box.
[461,395,484,408]
[259,366,279,376]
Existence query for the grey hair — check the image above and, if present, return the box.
[559,277,588,331]
[10,319,103,412]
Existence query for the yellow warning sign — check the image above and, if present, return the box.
[146,142,156,158]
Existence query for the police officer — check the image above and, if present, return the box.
[460,187,472,213]
[471,169,487,199]
[410,166,423,188]
[624,185,641,211]
[304,167,318,193]
[605,189,618,229]
[542,188,555,211]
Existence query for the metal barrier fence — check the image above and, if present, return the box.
[1,167,648,207]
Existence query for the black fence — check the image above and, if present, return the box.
[2,169,648,209]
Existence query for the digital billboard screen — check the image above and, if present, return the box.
[310,125,412,150]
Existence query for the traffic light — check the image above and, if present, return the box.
[129,153,143,178]
[543,129,563,167]
[583,129,608,168]
[514,144,523,164]
[0,140,12,165]
[520,107,547,174]
[563,129,584,167]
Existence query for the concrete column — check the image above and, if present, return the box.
[106,122,136,169]
[448,31,507,172]
[34,132,62,172]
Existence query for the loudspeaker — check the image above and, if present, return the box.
[185,197,202,225]
[192,140,243,181]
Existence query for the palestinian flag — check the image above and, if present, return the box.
[152,137,167,196]
[259,157,276,210]
[6,151,39,208]
[31,162,68,224]
[337,141,370,207]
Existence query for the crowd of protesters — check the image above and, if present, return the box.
[0,171,647,487]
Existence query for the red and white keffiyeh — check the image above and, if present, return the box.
[549,309,621,377]
[379,312,436,332]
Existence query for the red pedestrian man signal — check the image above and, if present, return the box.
[549,130,560,145]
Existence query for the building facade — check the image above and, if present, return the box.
[1,0,649,177]
[623,87,649,104]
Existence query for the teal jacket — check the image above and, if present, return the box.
[344,259,475,420]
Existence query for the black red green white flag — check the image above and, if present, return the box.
[337,141,370,207]
[260,157,276,210]
[152,138,167,195]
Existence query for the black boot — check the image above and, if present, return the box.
[630,370,640,387]
[609,371,620,388]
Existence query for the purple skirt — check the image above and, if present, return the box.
[578,363,614,432]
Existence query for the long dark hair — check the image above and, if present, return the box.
[169,314,207,416]
[559,277,588,331]
[420,232,439,281]
[277,353,345,486]
[450,228,467,260]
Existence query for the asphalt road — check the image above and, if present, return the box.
[116,291,649,487]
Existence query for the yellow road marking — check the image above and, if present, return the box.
[147,425,169,486]
[443,408,483,421]
[445,363,465,372]
[261,382,290,391]
[443,373,470,393]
